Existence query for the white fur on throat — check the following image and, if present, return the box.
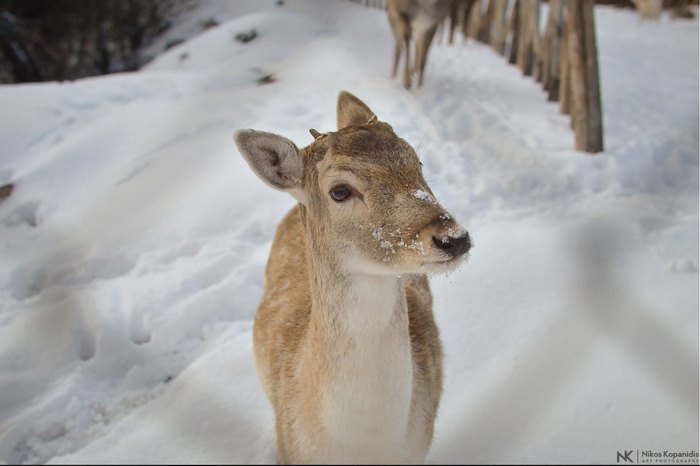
[317,274,419,464]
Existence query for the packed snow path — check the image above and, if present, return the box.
[0,1,697,464]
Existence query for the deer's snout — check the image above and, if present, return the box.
[432,232,471,257]
[415,212,471,262]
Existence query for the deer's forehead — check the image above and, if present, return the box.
[321,133,421,170]
[319,152,422,182]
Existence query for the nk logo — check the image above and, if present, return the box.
[617,450,634,463]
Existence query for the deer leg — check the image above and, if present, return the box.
[388,12,403,79]
[436,17,444,44]
[392,36,403,79]
[403,33,412,89]
[388,10,412,89]
[448,0,460,44]
[275,418,288,465]
[415,25,438,88]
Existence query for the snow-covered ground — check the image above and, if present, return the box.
[0,1,697,464]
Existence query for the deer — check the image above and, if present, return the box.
[234,91,471,464]
[387,0,452,89]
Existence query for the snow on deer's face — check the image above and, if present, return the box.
[303,117,470,276]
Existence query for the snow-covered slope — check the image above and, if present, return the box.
[0,1,697,464]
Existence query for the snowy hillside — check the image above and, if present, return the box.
[0,0,697,464]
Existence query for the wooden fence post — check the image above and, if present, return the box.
[508,0,520,63]
[548,11,564,102]
[354,0,602,154]
[532,1,543,80]
[540,0,555,85]
[490,0,509,55]
[566,0,603,153]
[478,0,496,44]
[541,0,563,100]
[466,0,483,39]
[516,0,534,75]
[460,0,478,40]
[559,2,571,115]
[581,0,603,152]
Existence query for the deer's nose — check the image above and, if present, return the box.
[432,232,471,257]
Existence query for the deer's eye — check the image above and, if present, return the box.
[330,185,352,202]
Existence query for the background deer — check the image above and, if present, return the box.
[388,0,452,89]
[234,91,471,464]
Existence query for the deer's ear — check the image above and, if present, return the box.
[337,91,376,129]
[234,130,304,193]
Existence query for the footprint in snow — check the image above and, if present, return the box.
[3,200,41,227]
[8,254,137,300]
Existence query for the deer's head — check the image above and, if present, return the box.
[235,91,470,275]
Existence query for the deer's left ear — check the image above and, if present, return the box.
[234,130,306,202]
[337,91,376,129]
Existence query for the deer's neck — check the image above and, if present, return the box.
[311,262,406,334]
[303,235,414,458]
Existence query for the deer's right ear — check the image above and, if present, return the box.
[234,130,305,195]
[337,91,376,129]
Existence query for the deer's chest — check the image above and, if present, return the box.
[320,330,415,463]
[318,279,416,462]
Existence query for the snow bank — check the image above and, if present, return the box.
[0,1,697,464]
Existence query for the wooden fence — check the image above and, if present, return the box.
[464,0,603,153]
[348,0,604,154]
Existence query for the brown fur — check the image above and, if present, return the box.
[235,91,470,464]
[387,0,452,89]
[255,206,443,463]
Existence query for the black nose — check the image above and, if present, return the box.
[432,232,471,257]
